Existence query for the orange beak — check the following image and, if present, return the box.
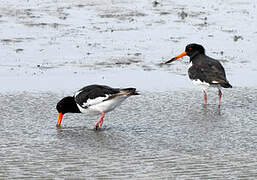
[56,112,63,127]
[165,51,187,64]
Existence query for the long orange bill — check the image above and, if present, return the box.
[56,113,63,127]
[165,51,187,64]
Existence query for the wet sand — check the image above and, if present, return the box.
[1,0,257,179]
[0,0,257,91]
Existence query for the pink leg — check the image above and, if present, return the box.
[94,112,105,130]
[203,91,207,105]
[99,112,105,128]
[218,89,222,107]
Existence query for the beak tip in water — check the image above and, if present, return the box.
[56,112,63,128]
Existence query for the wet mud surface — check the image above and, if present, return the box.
[0,0,257,91]
[0,88,257,179]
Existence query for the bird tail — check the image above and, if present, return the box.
[120,88,140,95]
[221,82,232,88]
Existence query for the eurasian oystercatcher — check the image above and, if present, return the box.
[165,43,232,106]
[56,84,139,130]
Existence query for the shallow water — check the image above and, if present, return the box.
[1,0,257,179]
[1,88,257,179]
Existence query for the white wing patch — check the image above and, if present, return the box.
[82,95,110,108]
[77,94,129,114]
[212,81,219,84]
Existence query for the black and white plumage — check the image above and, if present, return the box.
[56,84,139,129]
[165,43,232,106]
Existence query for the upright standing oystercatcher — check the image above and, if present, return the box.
[56,84,139,130]
[165,43,232,106]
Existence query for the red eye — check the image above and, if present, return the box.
[189,47,192,50]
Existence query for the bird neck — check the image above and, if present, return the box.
[66,96,81,113]
[189,52,204,63]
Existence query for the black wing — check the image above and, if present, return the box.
[188,56,232,88]
[74,85,120,108]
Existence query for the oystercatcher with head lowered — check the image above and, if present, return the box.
[56,84,139,130]
[165,43,232,106]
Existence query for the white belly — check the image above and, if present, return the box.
[191,79,221,91]
[77,96,128,115]
[191,79,210,91]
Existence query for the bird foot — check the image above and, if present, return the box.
[94,113,105,130]
[202,103,207,108]
[94,122,100,130]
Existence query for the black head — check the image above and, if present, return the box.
[56,96,80,127]
[185,43,205,57]
[165,43,205,64]
[56,96,79,114]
